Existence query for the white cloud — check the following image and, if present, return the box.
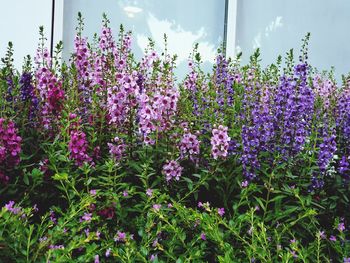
[136,13,216,65]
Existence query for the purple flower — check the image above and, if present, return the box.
[162,160,183,182]
[329,235,337,242]
[105,248,111,257]
[200,233,206,240]
[114,231,126,242]
[153,204,161,211]
[338,222,346,232]
[108,137,126,162]
[218,208,225,217]
[179,130,200,161]
[146,188,153,197]
[94,255,100,263]
[81,212,92,222]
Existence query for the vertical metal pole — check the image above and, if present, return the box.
[223,0,229,57]
[50,0,55,57]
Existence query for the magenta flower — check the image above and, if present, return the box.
[200,233,206,240]
[68,130,92,166]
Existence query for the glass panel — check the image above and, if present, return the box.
[235,0,350,80]
[63,0,225,78]
[0,0,52,70]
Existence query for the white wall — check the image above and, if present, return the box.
[0,0,52,70]
[235,0,350,78]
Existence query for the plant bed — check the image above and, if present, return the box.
[0,14,349,262]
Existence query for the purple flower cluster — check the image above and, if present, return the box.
[68,130,92,166]
[107,136,126,162]
[4,200,22,214]
[19,72,39,121]
[211,125,230,159]
[179,130,200,161]
[317,127,337,173]
[339,156,350,181]
[162,160,183,182]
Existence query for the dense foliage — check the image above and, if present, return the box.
[0,14,350,262]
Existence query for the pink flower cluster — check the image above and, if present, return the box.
[313,75,336,108]
[107,72,138,127]
[210,125,230,159]
[99,26,116,52]
[35,67,64,129]
[107,137,126,162]
[68,130,92,166]
[74,36,90,80]
[162,160,183,182]
[138,87,179,144]
[179,130,200,161]
[0,119,21,184]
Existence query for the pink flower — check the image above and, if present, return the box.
[211,125,230,159]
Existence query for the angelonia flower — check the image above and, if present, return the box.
[336,88,350,150]
[339,156,350,181]
[68,130,92,166]
[313,75,335,109]
[94,255,100,263]
[35,67,65,129]
[81,212,92,222]
[211,125,230,159]
[0,118,22,184]
[215,54,234,107]
[338,222,345,232]
[19,72,39,121]
[200,233,206,240]
[114,231,126,242]
[105,248,111,257]
[107,136,126,162]
[162,160,183,182]
[146,188,153,197]
[344,258,350,263]
[179,130,200,161]
[317,126,337,174]
[4,201,22,215]
[73,35,92,117]
[218,208,225,217]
